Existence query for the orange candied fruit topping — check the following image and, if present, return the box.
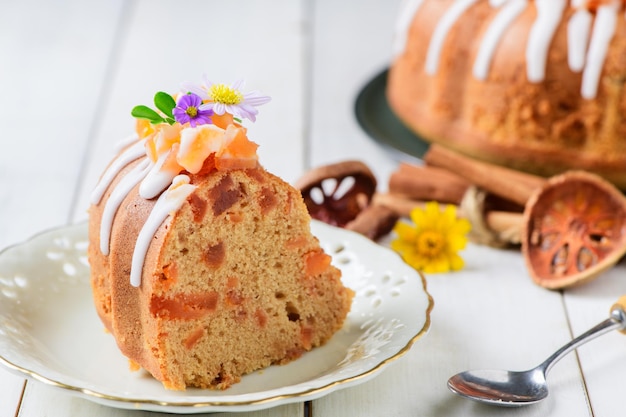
[140,121,259,175]
[135,118,155,139]
[144,123,183,163]
[215,125,259,171]
[130,78,270,179]
[211,112,238,129]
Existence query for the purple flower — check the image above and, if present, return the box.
[173,93,213,127]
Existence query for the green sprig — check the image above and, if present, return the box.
[154,91,176,118]
[131,91,177,125]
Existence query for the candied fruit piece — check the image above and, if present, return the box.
[189,193,208,223]
[150,292,219,320]
[209,175,243,215]
[304,251,331,276]
[203,242,225,268]
[258,186,278,214]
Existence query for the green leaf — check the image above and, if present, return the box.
[154,92,176,118]
[131,105,164,123]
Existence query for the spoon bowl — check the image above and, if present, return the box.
[447,297,626,407]
[448,369,547,407]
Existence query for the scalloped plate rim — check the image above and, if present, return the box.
[0,221,433,413]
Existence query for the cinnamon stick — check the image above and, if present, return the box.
[373,193,429,216]
[389,163,470,204]
[423,144,546,206]
[373,193,523,244]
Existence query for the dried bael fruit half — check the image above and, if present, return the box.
[295,161,397,240]
[295,161,377,227]
[522,171,626,289]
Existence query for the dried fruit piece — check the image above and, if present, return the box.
[522,171,626,289]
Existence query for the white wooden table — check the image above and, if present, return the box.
[2,1,626,416]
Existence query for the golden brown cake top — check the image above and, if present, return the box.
[393,0,626,99]
[90,77,271,287]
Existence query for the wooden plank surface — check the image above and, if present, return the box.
[0,0,126,415]
[1,0,626,416]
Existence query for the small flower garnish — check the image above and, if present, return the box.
[129,77,268,177]
[173,93,213,127]
[181,77,271,122]
[391,201,471,273]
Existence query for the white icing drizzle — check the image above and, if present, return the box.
[405,0,624,99]
[113,133,140,153]
[567,9,593,72]
[489,0,509,7]
[581,3,619,99]
[526,0,567,83]
[425,0,478,75]
[91,138,147,205]
[130,175,197,287]
[473,0,527,80]
[139,149,178,199]
[392,0,426,57]
[99,158,151,255]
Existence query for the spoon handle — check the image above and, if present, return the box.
[539,297,626,375]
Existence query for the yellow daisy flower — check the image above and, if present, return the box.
[391,201,471,273]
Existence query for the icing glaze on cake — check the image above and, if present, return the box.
[394,0,621,97]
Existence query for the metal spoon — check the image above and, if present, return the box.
[447,298,626,407]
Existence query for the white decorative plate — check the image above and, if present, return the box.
[0,221,433,413]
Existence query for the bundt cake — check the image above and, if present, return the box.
[88,78,354,390]
[387,0,626,188]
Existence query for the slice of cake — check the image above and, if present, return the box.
[88,77,354,390]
